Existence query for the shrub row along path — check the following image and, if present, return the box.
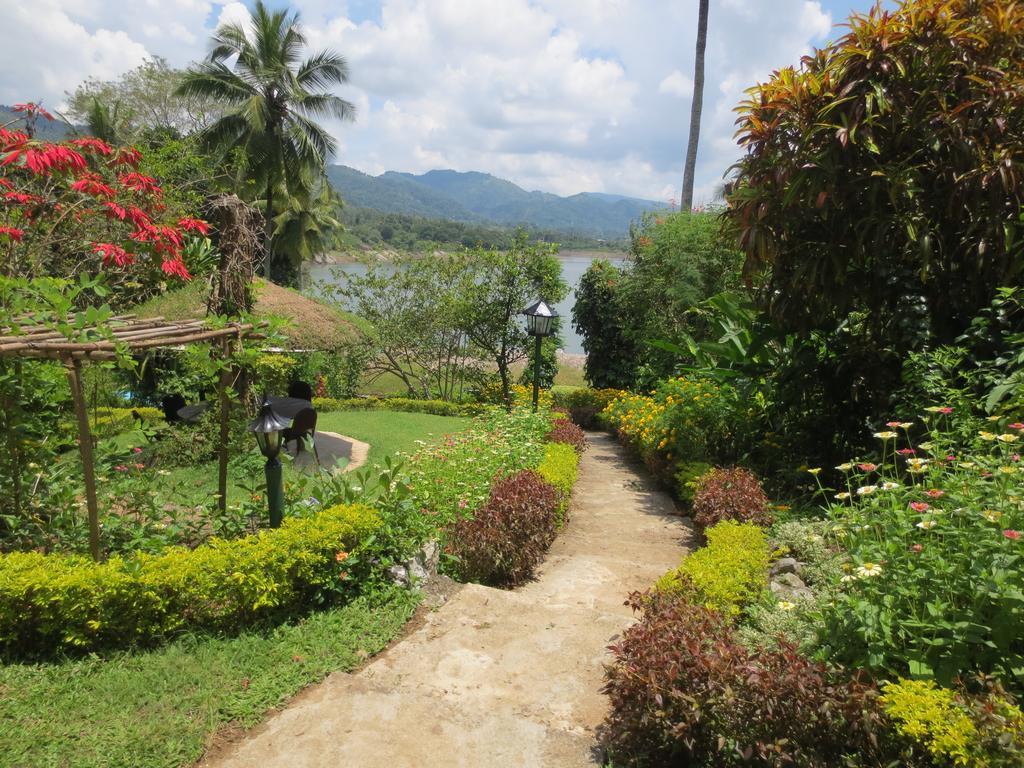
[201,432,693,767]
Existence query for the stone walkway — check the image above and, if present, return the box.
[201,432,692,768]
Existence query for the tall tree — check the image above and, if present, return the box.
[680,0,709,212]
[177,1,355,282]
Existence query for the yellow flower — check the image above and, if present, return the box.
[982,510,1002,523]
[836,462,855,472]
[807,467,822,476]
[979,431,998,441]
[997,433,1020,443]
[874,431,898,440]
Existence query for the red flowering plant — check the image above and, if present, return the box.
[0,105,205,307]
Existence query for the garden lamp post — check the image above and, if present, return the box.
[521,299,558,412]
[248,396,291,528]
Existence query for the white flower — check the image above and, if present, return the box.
[840,574,857,583]
[856,562,883,578]
[834,492,851,500]
[856,485,878,496]
[997,433,1020,443]
[836,462,855,472]
[881,482,900,491]
[874,431,898,440]
[916,519,938,530]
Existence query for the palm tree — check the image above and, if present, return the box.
[681,0,710,212]
[270,178,343,286]
[177,1,355,281]
[82,97,126,146]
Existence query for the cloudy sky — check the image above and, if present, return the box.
[0,0,885,203]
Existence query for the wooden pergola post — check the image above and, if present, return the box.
[63,355,101,561]
[216,336,234,516]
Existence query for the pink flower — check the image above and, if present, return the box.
[924,489,944,499]
[1003,529,1021,541]
[910,502,930,512]
[886,421,901,428]
[133,462,145,470]
[1009,423,1024,431]
[897,448,916,456]
[858,463,878,472]
[133,446,143,454]
[114,465,128,472]
[937,407,954,414]
[910,544,923,553]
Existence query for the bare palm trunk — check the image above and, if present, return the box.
[264,180,274,279]
[681,0,709,213]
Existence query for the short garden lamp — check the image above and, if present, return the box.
[521,299,558,412]
[249,396,291,528]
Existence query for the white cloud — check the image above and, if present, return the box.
[658,70,694,98]
[0,0,847,202]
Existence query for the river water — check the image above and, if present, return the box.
[304,249,628,355]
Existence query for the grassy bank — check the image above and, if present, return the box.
[0,588,418,768]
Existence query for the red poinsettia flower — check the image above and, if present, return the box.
[0,128,28,152]
[102,201,127,221]
[118,172,161,196]
[69,137,113,156]
[161,257,191,280]
[110,147,142,168]
[124,206,152,228]
[3,191,40,205]
[13,102,54,121]
[70,176,116,199]
[92,242,136,267]
[0,226,24,242]
[177,217,211,235]
[2,143,87,175]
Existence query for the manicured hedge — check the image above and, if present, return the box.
[655,520,770,616]
[312,396,489,417]
[536,442,579,526]
[0,503,380,657]
[60,406,165,442]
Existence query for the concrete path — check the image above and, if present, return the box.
[201,432,692,768]
[286,431,370,474]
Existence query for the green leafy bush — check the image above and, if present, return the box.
[692,467,772,529]
[601,589,887,767]
[312,396,488,417]
[445,469,560,587]
[536,442,579,527]
[0,503,380,657]
[674,460,713,507]
[551,387,625,428]
[656,521,770,616]
[817,414,1024,691]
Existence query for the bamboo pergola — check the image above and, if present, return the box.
[0,315,262,560]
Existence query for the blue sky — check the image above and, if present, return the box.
[2,1,894,202]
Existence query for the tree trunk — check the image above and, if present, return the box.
[263,181,275,279]
[681,0,710,212]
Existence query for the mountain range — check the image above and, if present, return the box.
[326,165,666,239]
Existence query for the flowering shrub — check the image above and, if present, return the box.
[691,467,772,529]
[402,408,553,525]
[656,521,770,616]
[602,376,742,466]
[0,503,380,656]
[545,417,587,454]
[536,442,579,526]
[1,106,198,305]
[817,413,1024,691]
[445,469,560,586]
[551,387,625,428]
[601,589,886,767]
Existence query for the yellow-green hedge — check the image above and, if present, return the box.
[536,442,579,527]
[312,396,488,417]
[656,520,770,615]
[0,503,380,657]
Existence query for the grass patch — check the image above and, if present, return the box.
[0,587,418,768]
[317,410,473,467]
[358,363,585,395]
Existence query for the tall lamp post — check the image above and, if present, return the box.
[248,396,291,527]
[521,299,558,412]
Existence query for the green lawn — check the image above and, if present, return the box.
[0,588,418,768]
[317,409,474,467]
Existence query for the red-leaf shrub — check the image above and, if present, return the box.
[445,469,559,586]
[545,417,587,454]
[601,590,889,767]
[691,467,772,529]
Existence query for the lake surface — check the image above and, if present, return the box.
[304,249,628,355]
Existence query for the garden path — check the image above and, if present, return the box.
[200,432,693,768]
